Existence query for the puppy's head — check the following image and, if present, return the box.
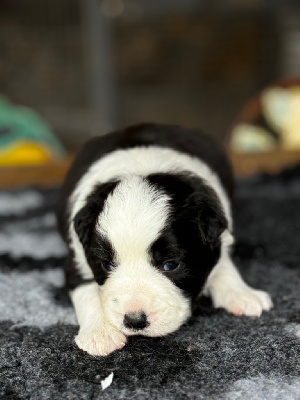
[74,173,228,336]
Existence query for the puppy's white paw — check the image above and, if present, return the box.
[212,286,273,317]
[75,325,127,356]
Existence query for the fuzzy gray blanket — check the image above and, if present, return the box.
[0,167,299,399]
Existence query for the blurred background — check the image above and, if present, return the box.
[1,0,300,183]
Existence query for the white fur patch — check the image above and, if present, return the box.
[97,176,170,262]
[204,246,273,317]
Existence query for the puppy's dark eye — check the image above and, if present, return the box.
[102,261,115,272]
[163,261,179,271]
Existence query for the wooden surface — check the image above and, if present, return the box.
[230,149,300,177]
[0,157,73,189]
[1,150,300,189]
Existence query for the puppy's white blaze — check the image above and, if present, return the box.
[70,282,103,328]
[70,175,190,337]
[97,177,170,261]
[101,258,191,337]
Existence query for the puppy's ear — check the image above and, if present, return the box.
[73,180,119,250]
[74,204,97,250]
[186,192,228,247]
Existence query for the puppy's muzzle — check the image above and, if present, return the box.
[123,311,149,330]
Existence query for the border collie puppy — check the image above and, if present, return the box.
[57,123,272,356]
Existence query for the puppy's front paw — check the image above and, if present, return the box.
[212,286,273,317]
[75,326,127,356]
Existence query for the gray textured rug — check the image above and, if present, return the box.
[0,167,299,400]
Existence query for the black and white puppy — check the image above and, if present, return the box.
[57,123,272,356]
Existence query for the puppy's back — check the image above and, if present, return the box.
[57,123,233,240]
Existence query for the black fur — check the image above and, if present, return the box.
[62,181,119,289]
[148,173,227,298]
[64,252,94,291]
[73,181,119,250]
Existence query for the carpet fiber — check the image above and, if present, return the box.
[0,167,299,399]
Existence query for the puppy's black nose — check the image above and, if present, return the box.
[123,311,149,330]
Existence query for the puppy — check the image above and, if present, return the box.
[57,123,272,356]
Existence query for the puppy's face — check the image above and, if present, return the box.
[74,174,227,337]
